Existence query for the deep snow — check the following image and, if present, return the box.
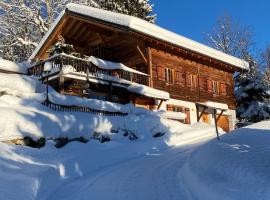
[0,64,268,200]
[1,121,270,200]
[180,121,270,200]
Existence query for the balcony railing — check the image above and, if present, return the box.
[28,54,150,86]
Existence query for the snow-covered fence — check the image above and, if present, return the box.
[42,100,128,116]
[28,53,149,85]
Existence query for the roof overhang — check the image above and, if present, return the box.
[30,3,249,71]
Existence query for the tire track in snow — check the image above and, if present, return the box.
[47,146,197,200]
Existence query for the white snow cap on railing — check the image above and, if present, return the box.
[89,56,148,76]
[127,83,170,100]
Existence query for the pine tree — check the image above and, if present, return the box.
[206,14,270,122]
[0,0,156,62]
[235,54,270,122]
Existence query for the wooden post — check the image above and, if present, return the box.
[147,47,153,87]
[213,108,220,140]
[108,81,112,101]
[198,106,207,122]
[157,100,164,110]
[217,110,224,122]
[59,56,65,94]
[196,104,200,122]
[46,75,49,103]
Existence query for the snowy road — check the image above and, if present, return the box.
[48,146,195,200]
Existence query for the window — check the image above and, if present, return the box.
[190,75,198,89]
[212,81,220,95]
[167,104,191,124]
[164,68,174,83]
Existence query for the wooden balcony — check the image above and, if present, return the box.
[28,54,150,86]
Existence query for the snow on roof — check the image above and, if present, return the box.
[197,101,229,110]
[127,83,170,100]
[29,3,249,70]
[89,56,148,76]
[0,59,28,74]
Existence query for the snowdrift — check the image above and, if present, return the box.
[0,72,190,142]
[180,121,270,200]
[0,59,29,74]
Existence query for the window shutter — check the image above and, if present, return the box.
[175,71,181,84]
[180,73,186,86]
[185,108,191,124]
[207,79,212,93]
[220,82,227,95]
[199,77,207,90]
[157,66,165,81]
[186,73,191,87]
[167,104,173,111]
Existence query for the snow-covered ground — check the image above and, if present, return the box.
[1,121,270,200]
[0,65,269,199]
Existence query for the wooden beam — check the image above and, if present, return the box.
[213,109,220,140]
[97,33,110,48]
[36,14,68,60]
[147,47,153,87]
[216,110,224,122]
[157,100,164,110]
[136,45,148,64]
[197,106,207,122]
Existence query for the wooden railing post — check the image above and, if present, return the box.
[147,47,153,87]
[59,55,65,94]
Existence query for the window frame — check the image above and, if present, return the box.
[164,67,174,83]
[212,80,220,95]
[190,74,198,89]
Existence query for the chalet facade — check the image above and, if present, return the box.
[28,3,249,132]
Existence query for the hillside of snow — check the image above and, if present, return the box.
[180,121,270,199]
[1,121,270,199]
[1,65,269,199]
[0,72,193,142]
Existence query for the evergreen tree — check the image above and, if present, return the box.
[235,54,270,122]
[0,0,156,62]
[206,14,270,122]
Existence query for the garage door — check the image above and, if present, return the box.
[217,115,229,132]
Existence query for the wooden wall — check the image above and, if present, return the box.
[150,48,236,110]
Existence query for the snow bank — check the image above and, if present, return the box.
[0,72,186,141]
[153,110,186,120]
[127,83,170,100]
[89,56,148,76]
[0,59,28,74]
[0,73,42,93]
[180,121,270,199]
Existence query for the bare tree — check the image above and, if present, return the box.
[206,14,270,122]
[261,45,270,84]
[205,14,254,59]
[0,0,156,62]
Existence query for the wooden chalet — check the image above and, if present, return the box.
[28,3,249,132]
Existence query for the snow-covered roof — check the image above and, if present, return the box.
[197,101,229,110]
[127,83,170,100]
[0,59,29,74]
[89,56,148,76]
[30,3,249,70]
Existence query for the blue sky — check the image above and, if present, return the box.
[154,0,270,49]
